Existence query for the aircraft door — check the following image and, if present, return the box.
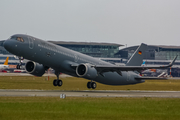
[28,37,34,49]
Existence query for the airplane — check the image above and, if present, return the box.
[3,34,177,89]
[0,57,9,70]
[141,61,168,77]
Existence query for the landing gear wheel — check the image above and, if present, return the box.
[57,80,63,86]
[91,82,96,89]
[53,71,63,87]
[53,79,58,86]
[87,82,92,89]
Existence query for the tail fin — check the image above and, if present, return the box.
[141,61,146,66]
[3,57,9,65]
[126,43,147,66]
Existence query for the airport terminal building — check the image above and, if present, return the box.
[0,40,127,64]
[0,40,180,62]
[122,45,180,60]
[49,41,125,58]
[0,40,180,76]
[121,45,180,77]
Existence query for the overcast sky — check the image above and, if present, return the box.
[0,0,180,48]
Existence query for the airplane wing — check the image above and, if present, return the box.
[94,55,177,76]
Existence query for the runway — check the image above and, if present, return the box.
[0,89,180,98]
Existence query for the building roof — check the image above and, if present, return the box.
[151,45,180,49]
[49,41,123,47]
[121,45,180,51]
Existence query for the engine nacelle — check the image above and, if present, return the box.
[25,61,46,77]
[76,64,98,79]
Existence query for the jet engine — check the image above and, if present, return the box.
[76,63,98,79]
[25,61,47,77]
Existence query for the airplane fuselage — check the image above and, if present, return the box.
[4,34,143,85]
[0,65,9,70]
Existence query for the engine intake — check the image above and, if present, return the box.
[76,64,97,79]
[25,61,46,77]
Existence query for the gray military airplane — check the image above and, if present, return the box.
[3,34,177,89]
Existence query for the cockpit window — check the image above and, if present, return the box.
[10,36,24,42]
[16,37,24,42]
[10,36,16,40]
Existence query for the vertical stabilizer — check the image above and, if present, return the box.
[126,43,147,66]
[3,57,9,65]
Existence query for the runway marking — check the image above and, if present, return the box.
[1,89,180,98]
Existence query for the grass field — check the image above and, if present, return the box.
[1,76,180,120]
[0,76,180,91]
[0,97,180,120]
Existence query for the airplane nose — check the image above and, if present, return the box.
[3,39,22,56]
[3,40,13,51]
[3,40,9,50]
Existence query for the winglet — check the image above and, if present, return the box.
[168,55,178,67]
[3,57,9,65]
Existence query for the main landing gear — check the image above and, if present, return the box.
[87,81,97,89]
[53,71,63,87]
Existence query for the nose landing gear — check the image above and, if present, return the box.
[16,56,23,69]
[53,71,63,87]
